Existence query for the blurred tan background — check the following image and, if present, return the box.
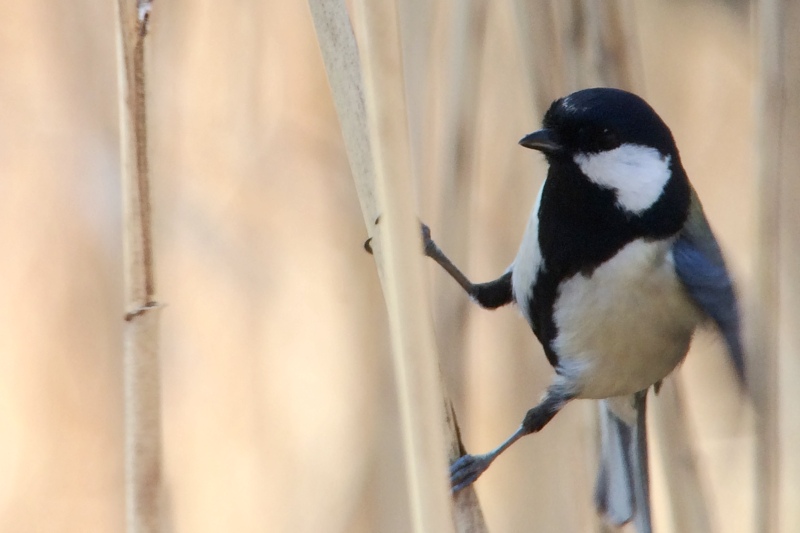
[1,0,793,531]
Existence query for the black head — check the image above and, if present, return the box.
[520,88,678,159]
[519,88,690,220]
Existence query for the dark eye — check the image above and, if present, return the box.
[575,126,620,152]
[597,128,620,150]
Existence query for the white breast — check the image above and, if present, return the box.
[551,238,701,399]
[511,183,545,320]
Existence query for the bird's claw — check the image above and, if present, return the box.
[420,222,437,257]
[363,218,433,257]
[363,215,381,255]
[450,453,492,494]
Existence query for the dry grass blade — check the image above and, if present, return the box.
[115,1,162,532]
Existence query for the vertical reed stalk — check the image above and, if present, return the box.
[754,0,790,531]
[432,0,488,409]
[115,1,162,532]
[308,1,486,531]
[650,380,714,532]
[511,0,568,114]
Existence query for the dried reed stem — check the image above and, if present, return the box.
[512,0,568,114]
[650,380,714,533]
[431,0,488,409]
[754,0,787,531]
[308,1,486,531]
[115,1,162,532]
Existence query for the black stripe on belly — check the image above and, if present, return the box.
[526,159,690,368]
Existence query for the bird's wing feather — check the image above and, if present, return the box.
[672,188,745,383]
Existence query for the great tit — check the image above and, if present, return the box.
[421,87,744,531]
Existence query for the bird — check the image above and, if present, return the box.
[420,87,745,531]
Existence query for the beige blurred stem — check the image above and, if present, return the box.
[754,0,791,532]
[115,1,162,532]
[650,380,714,533]
[430,0,487,408]
[307,1,486,532]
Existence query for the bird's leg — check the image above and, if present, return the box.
[631,390,652,533]
[450,386,574,493]
[363,222,513,308]
[420,223,513,309]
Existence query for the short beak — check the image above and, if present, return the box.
[519,129,562,153]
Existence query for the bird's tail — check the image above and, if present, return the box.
[595,391,651,533]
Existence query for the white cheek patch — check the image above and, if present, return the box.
[573,144,672,214]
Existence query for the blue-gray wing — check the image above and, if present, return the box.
[672,192,745,384]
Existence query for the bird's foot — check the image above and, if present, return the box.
[450,453,494,494]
